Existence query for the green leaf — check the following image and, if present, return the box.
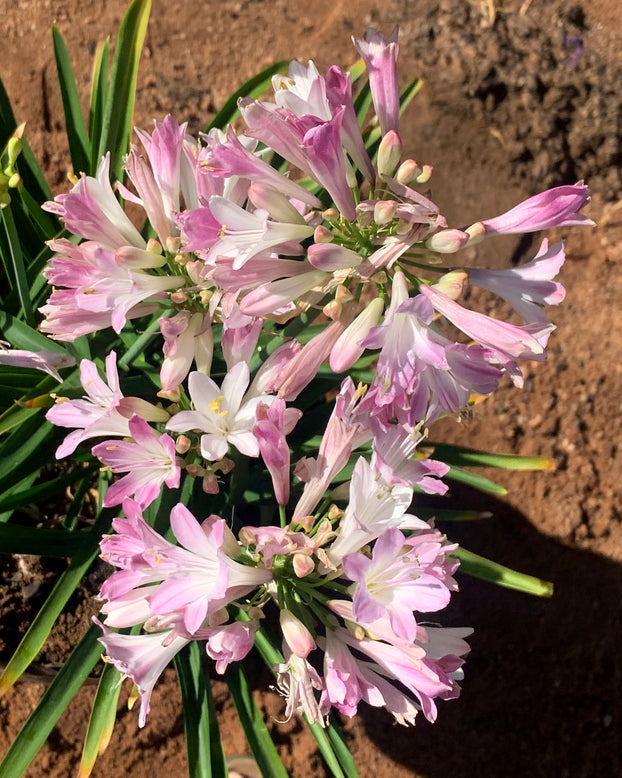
[78,661,122,778]
[0,523,91,557]
[0,204,35,326]
[0,624,103,778]
[444,464,508,495]
[52,25,91,176]
[97,0,151,181]
[0,494,113,695]
[206,60,289,132]
[225,663,289,778]
[89,38,110,174]
[428,442,554,471]
[455,547,554,597]
[0,310,69,354]
[174,641,228,778]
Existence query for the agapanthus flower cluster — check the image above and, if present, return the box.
[39,27,592,727]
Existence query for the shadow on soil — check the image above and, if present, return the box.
[356,484,621,778]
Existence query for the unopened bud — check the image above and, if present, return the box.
[425,228,469,254]
[396,158,422,185]
[175,435,192,455]
[314,224,334,243]
[433,270,468,300]
[465,221,486,245]
[170,290,188,304]
[322,207,339,223]
[186,463,205,478]
[293,554,315,578]
[377,130,402,178]
[373,199,398,226]
[416,164,433,183]
[165,236,182,253]
[280,610,316,658]
[202,470,220,494]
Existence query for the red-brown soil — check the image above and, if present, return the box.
[1,1,621,776]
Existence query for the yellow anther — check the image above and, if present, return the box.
[207,395,228,416]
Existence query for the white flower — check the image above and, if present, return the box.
[167,362,273,460]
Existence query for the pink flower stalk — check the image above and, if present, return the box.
[99,500,272,635]
[43,154,146,251]
[159,311,213,394]
[40,238,183,337]
[419,283,554,386]
[200,195,314,270]
[254,399,302,505]
[477,182,593,235]
[353,27,400,137]
[276,646,325,725]
[46,352,160,458]
[342,527,457,642]
[0,345,75,382]
[134,115,189,220]
[325,66,375,180]
[292,389,363,521]
[166,362,274,460]
[207,126,321,207]
[469,238,566,324]
[95,620,191,727]
[301,107,356,221]
[335,622,467,723]
[326,457,428,564]
[370,423,449,493]
[92,415,180,508]
[221,304,263,371]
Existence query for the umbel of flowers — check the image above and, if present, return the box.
[38,27,592,727]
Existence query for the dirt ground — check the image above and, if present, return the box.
[1,0,621,776]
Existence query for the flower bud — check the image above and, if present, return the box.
[313,224,334,243]
[432,270,468,300]
[416,164,433,183]
[396,158,422,185]
[280,610,316,658]
[377,130,402,178]
[373,199,398,225]
[425,229,469,254]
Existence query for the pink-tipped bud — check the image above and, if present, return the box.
[314,224,334,244]
[247,182,306,224]
[170,290,188,304]
[396,158,422,185]
[432,270,468,300]
[425,228,469,254]
[465,221,486,245]
[373,199,398,226]
[116,245,167,269]
[175,434,192,455]
[416,164,433,183]
[308,242,363,272]
[377,130,402,177]
[280,610,316,658]
[293,554,315,578]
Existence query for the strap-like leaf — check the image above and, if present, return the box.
[429,442,554,471]
[444,464,508,495]
[455,547,554,597]
[96,0,151,181]
[0,205,35,326]
[225,663,289,778]
[52,25,91,176]
[174,640,228,778]
[0,497,113,696]
[0,625,103,778]
[89,38,110,175]
[78,661,122,778]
